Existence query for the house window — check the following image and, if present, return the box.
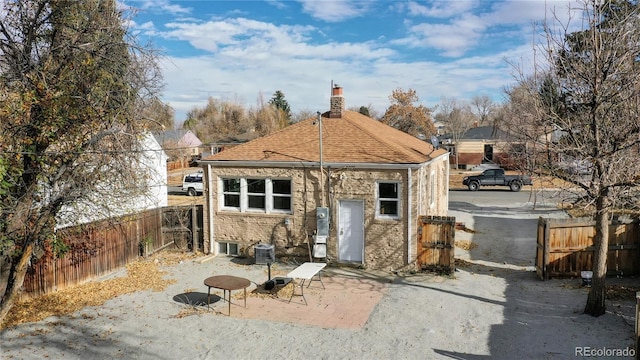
[219,177,292,213]
[222,178,241,209]
[377,181,400,219]
[246,179,266,211]
[218,242,238,256]
[272,179,292,212]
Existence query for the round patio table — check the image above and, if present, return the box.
[204,275,251,315]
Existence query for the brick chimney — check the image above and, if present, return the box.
[329,85,344,118]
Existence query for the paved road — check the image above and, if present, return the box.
[449,188,575,208]
[168,185,186,195]
[448,188,570,268]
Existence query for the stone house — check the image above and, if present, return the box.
[199,86,449,270]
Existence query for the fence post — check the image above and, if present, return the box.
[636,291,639,360]
[191,204,198,253]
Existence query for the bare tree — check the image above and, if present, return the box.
[381,88,436,137]
[348,104,381,119]
[434,97,476,168]
[507,0,640,316]
[291,109,316,124]
[140,97,176,131]
[251,92,288,136]
[0,0,163,323]
[183,97,251,142]
[470,95,496,125]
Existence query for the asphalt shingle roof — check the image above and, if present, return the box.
[203,110,447,164]
[462,126,511,140]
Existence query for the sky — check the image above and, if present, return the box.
[124,0,577,124]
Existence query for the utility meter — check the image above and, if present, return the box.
[316,207,329,236]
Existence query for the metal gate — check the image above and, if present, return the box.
[417,216,456,273]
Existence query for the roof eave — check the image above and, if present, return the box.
[199,156,447,170]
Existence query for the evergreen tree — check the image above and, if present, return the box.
[268,90,291,123]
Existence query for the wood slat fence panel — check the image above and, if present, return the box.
[416,216,456,274]
[536,217,640,280]
[21,205,203,299]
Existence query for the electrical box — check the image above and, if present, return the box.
[313,244,327,258]
[316,207,329,236]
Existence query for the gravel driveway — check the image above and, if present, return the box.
[0,194,636,359]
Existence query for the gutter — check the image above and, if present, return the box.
[199,160,435,170]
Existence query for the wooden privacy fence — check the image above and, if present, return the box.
[22,205,203,298]
[536,217,640,280]
[416,216,456,274]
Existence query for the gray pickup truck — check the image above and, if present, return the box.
[462,168,532,192]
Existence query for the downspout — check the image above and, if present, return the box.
[206,163,215,254]
[327,167,333,231]
[317,111,325,207]
[407,167,412,266]
[418,166,424,215]
[444,157,450,213]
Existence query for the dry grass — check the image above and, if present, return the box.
[606,284,640,301]
[455,258,473,267]
[1,252,199,330]
[168,194,204,206]
[455,240,478,251]
[249,281,295,300]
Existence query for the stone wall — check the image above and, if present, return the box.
[203,158,449,270]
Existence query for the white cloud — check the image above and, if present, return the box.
[157,18,393,61]
[406,12,487,57]
[298,0,370,22]
[399,0,576,57]
[137,21,156,31]
[141,0,571,124]
[266,0,288,10]
[137,0,191,15]
[406,0,479,18]
[158,45,516,123]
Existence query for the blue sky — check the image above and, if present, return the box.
[124,0,575,123]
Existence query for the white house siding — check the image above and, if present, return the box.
[408,154,449,265]
[457,141,486,153]
[56,132,167,228]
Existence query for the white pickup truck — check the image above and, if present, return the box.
[182,171,203,196]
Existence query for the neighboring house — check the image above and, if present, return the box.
[442,125,518,170]
[153,129,203,161]
[57,132,168,228]
[201,130,261,158]
[432,119,446,136]
[199,86,450,271]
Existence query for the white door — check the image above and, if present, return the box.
[338,200,364,263]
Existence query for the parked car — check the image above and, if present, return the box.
[462,168,533,192]
[182,171,203,196]
[559,159,592,175]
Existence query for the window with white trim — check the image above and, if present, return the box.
[219,177,292,213]
[222,178,241,210]
[246,179,266,211]
[376,181,400,219]
[218,242,238,256]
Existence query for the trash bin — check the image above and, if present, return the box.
[581,271,593,286]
